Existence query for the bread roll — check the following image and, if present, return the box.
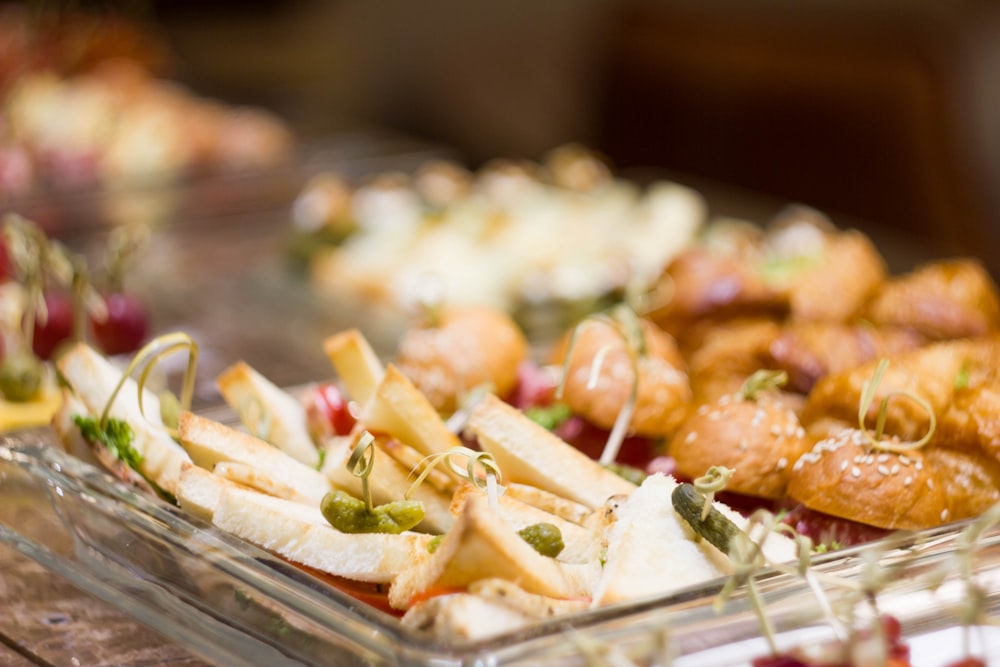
[550,316,690,437]
[396,305,529,414]
[787,429,949,530]
[670,390,811,500]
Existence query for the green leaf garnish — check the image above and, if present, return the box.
[524,402,572,430]
[71,414,175,503]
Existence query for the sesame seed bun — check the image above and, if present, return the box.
[670,391,811,500]
[786,430,949,530]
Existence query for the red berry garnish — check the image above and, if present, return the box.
[32,291,74,360]
[308,383,356,437]
[90,292,149,356]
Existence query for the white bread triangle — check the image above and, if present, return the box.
[360,364,462,457]
[591,473,731,606]
[178,411,332,506]
[388,493,588,610]
[213,485,432,584]
[56,342,191,495]
[176,462,241,521]
[323,328,385,405]
[216,361,319,467]
[449,485,598,565]
[466,394,636,510]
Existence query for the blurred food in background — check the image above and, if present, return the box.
[290,144,706,338]
[0,4,293,199]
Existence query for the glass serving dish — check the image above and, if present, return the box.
[1,424,998,667]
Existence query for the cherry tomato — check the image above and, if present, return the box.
[31,291,74,360]
[308,383,356,437]
[90,292,149,356]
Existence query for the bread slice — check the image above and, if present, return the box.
[323,328,385,405]
[591,473,798,606]
[505,482,592,525]
[360,364,463,456]
[449,485,599,564]
[216,360,319,467]
[591,474,731,606]
[466,394,636,510]
[176,462,241,521]
[323,433,454,534]
[178,411,332,506]
[388,493,588,610]
[213,485,432,584]
[57,342,191,495]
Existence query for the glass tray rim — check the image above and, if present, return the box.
[1,422,996,666]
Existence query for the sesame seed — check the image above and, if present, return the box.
[877,454,890,463]
[785,423,797,437]
[793,459,805,472]
[840,460,849,472]
[685,431,697,444]
[851,466,861,478]
[770,424,782,437]
[719,394,731,406]
[697,405,710,416]
[877,465,890,476]
[904,476,913,486]
[708,411,721,421]
[941,509,949,521]
[739,438,748,451]
[795,427,806,439]
[927,478,934,489]
[899,455,911,466]
[915,460,924,471]
[890,464,899,475]
[776,457,788,470]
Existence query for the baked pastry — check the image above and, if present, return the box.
[670,385,811,500]
[395,305,529,414]
[550,315,690,438]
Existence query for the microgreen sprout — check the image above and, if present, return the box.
[407,446,505,511]
[693,465,733,521]
[857,358,936,452]
[99,332,199,436]
[347,431,377,512]
[927,502,1000,657]
[740,369,788,401]
[556,303,647,466]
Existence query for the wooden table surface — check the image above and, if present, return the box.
[0,543,210,666]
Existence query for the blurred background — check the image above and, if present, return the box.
[150,0,1000,266]
[3,0,1000,268]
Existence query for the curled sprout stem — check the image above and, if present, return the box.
[408,446,504,511]
[557,305,647,466]
[693,466,733,521]
[858,358,936,452]
[740,369,788,401]
[99,332,199,437]
[347,431,376,512]
[444,382,493,434]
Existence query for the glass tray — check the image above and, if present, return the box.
[1,426,998,666]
